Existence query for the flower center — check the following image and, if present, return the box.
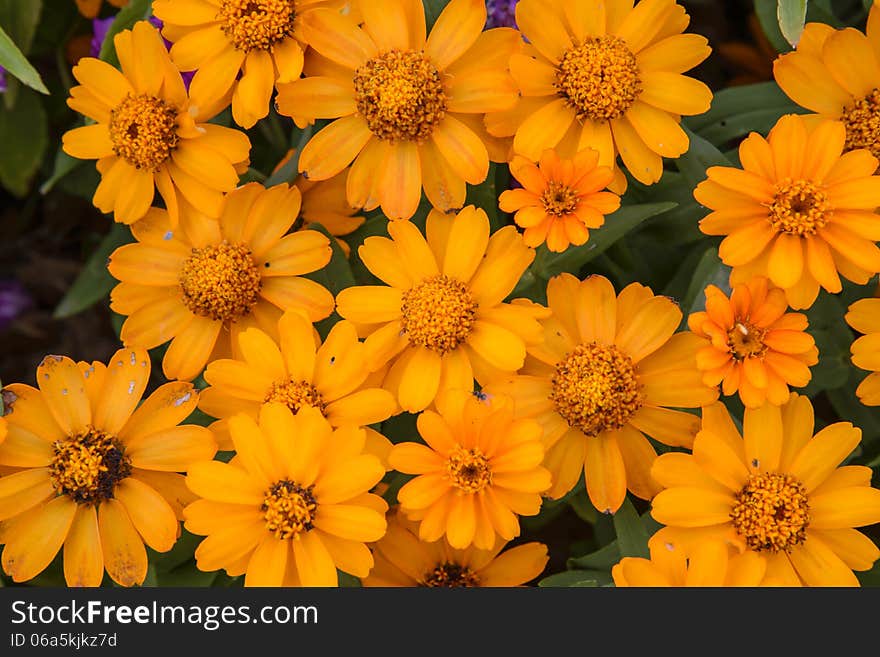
[447,447,492,494]
[49,427,131,505]
[353,49,448,143]
[554,36,642,122]
[262,479,317,540]
[217,0,296,52]
[541,181,580,217]
[841,89,880,159]
[400,274,478,354]
[767,178,830,236]
[108,93,179,171]
[550,343,643,436]
[420,562,481,587]
[265,378,326,415]
[730,472,809,553]
[727,320,767,361]
[179,242,262,322]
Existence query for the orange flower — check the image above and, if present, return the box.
[846,297,880,405]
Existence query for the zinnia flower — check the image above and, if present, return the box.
[199,310,397,451]
[695,114,880,309]
[335,206,542,413]
[363,507,548,586]
[846,296,880,405]
[612,538,766,587]
[389,390,551,549]
[275,0,521,219]
[108,183,335,381]
[184,403,388,586]
[688,276,818,408]
[485,0,712,192]
[651,395,880,586]
[485,273,717,513]
[498,147,621,251]
[0,348,216,586]
[62,21,251,225]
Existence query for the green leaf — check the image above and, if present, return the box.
[423,0,451,30]
[777,0,808,47]
[685,82,801,142]
[0,87,47,195]
[0,23,46,94]
[40,149,83,195]
[0,0,42,56]
[465,163,501,228]
[677,126,733,189]
[754,0,794,53]
[613,497,650,559]
[567,541,622,571]
[538,570,613,587]
[54,223,134,319]
[99,0,152,67]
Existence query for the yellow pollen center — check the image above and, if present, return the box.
[555,36,642,122]
[218,0,296,52]
[262,479,317,540]
[767,178,830,236]
[108,94,179,172]
[730,472,809,553]
[420,563,481,587]
[265,378,326,414]
[727,320,767,361]
[49,427,131,505]
[842,89,880,159]
[550,343,643,436]
[541,181,580,217]
[179,242,262,322]
[353,49,447,143]
[447,447,492,494]
[400,274,478,354]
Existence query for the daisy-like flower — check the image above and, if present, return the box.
[199,310,397,451]
[688,277,818,408]
[274,0,521,219]
[76,0,127,19]
[0,348,216,586]
[108,183,335,382]
[485,0,712,192]
[363,507,548,586]
[335,206,541,413]
[389,390,551,549]
[152,0,353,128]
[651,395,880,586]
[774,4,880,160]
[486,274,718,513]
[184,403,388,586]
[696,114,880,310]
[62,21,251,225]
[612,538,766,587]
[498,148,621,251]
[845,297,880,405]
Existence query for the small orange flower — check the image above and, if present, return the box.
[688,277,818,408]
[499,148,621,252]
[846,297,880,405]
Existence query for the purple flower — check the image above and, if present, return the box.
[0,67,6,94]
[0,280,32,331]
[486,0,518,29]
[90,16,116,57]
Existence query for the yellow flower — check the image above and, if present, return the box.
[612,538,766,586]
[184,403,388,586]
[199,309,397,452]
[275,0,521,219]
[846,296,880,405]
[108,183,335,381]
[389,391,551,550]
[363,507,549,586]
[62,21,251,225]
[152,0,353,128]
[499,148,620,251]
[486,274,717,513]
[774,5,880,159]
[695,114,880,310]
[76,0,127,19]
[651,395,880,586]
[688,276,818,408]
[486,0,712,192]
[335,206,542,413]
[0,348,216,586]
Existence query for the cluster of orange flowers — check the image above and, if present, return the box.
[2,0,880,588]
